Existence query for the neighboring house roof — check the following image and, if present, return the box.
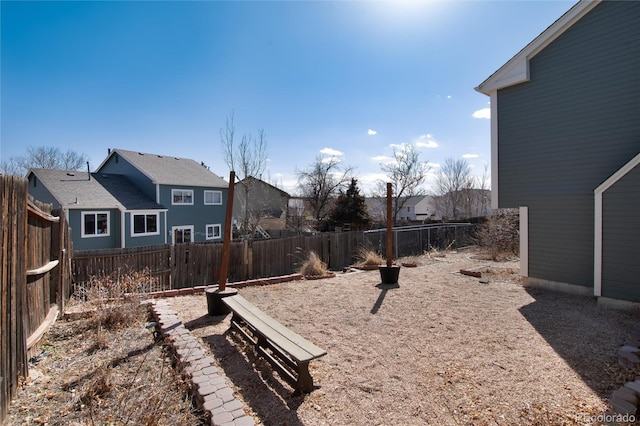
[476,0,599,94]
[98,148,228,188]
[401,195,429,208]
[237,176,291,198]
[28,168,163,211]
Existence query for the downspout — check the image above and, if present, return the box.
[121,207,126,248]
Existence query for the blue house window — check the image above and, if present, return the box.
[204,190,222,205]
[172,189,193,205]
[132,212,160,236]
[206,224,222,240]
[82,211,109,238]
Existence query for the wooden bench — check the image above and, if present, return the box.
[222,294,327,393]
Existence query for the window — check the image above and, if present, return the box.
[132,212,159,236]
[173,226,193,244]
[204,190,222,205]
[82,211,109,237]
[206,224,222,240]
[172,189,193,205]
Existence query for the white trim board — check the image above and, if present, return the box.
[519,207,529,277]
[593,152,640,297]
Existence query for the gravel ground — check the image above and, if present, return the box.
[170,248,640,426]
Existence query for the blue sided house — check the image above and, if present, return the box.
[476,0,640,304]
[28,149,229,250]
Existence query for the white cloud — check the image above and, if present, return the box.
[462,153,479,159]
[320,147,343,156]
[415,134,438,149]
[321,156,342,164]
[371,155,390,161]
[368,129,377,135]
[472,108,491,119]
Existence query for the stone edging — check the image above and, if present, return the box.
[609,329,640,419]
[148,299,255,426]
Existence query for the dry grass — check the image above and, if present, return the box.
[7,274,204,426]
[171,248,639,425]
[297,251,330,277]
[353,246,384,268]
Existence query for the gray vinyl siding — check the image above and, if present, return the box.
[124,211,167,247]
[527,195,594,287]
[497,1,640,288]
[69,208,121,250]
[159,185,227,243]
[28,176,57,207]
[602,165,640,302]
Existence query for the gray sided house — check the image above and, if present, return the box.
[233,176,290,234]
[97,149,229,245]
[476,0,640,303]
[27,168,167,250]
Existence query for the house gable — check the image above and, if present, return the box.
[476,0,600,94]
[476,0,640,301]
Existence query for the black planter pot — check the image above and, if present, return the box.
[205,287,238,316]
[378,265,400,285]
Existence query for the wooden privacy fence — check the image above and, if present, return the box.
[72,225,475,291]
[1,176,73,423]
[72,244,171,293]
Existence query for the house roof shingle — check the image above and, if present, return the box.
[102,149,228,188]
[29,168,164,211]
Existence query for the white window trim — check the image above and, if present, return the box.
[204,190,223,205]
[172,225,194,244]
[206,223,222,240]
[131,211,161,237]
[81,211,110,238]
[171,188,194,205]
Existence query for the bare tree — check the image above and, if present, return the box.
[296,156,354,228]
[1,146,90,176]
[377,143,430,224]
[433,158,474,220]
[220,111,268,237]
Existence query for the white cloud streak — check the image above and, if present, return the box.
[462,153,479,159]
[415,134,438,149]
[320,147,343,156]
[472,108,491,119]
[368,129,377,135]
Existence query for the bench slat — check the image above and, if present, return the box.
[223,295,326,362]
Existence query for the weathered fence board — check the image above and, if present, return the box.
[72,225,478,294]
[73,244,171,292]
[1,177,73,423]
[0,175,28,423]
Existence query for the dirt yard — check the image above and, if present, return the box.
[170,248,640,426]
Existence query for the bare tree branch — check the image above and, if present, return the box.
[219,111,269,237]
[296,156,354,226]
[377,144,430,224]
[1,146,89,176]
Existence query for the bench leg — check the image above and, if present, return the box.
[296,361,315,394]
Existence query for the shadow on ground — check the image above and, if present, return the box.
[184,313,306,425]
[518,287,639,397]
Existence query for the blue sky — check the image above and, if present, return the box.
[1,0,577,195]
